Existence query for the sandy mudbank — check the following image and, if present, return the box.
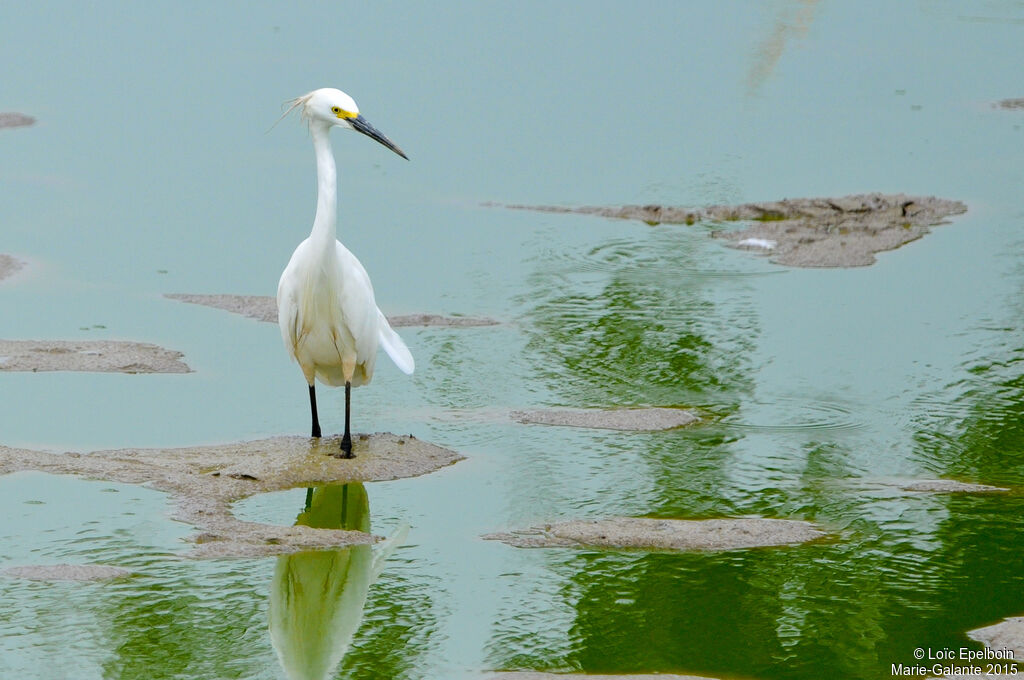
[898,479,1010,493]
[484,517,824,551]
[488,674,725,680]
[931,617,1024,678]
[512,407,699,431]
[0,339,191,374]
[0,112,35,129]
[389,312,499,328]
[850,477,1011,494]
[0,433,463,558]
[165,293,280,322]
[2,564,133,582]
[968,617,1024,660]
[165,293,499,327]
[0,254,26,282]
[504,193,966,268]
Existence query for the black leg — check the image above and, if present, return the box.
[309,384,322,438]
[340,381,353,458]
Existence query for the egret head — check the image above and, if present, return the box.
[284,87,408,160]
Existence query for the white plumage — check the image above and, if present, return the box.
[277,88,412,456]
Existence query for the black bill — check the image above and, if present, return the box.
[350,115,408,160]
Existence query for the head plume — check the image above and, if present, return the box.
[269,90,316,132]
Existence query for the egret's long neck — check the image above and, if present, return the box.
[310,123,337,247]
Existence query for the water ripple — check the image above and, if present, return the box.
[531,236,783,281]
[723,395,867,434]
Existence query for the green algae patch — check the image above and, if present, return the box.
[0,433,463,558]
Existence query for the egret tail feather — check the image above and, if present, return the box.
[377,311,414,374]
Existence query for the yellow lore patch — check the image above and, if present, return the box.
[331,106,358,119]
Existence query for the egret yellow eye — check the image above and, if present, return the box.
[330,105,357,119]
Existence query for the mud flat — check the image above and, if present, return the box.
[0,254,26,282]
[512,407,699,431]
[165,293,499,327]
[504,193,966,268]
[842,478,1010,497]
[484,517,824,552]
[487,673,727,680]
[995,98,1024,110]
[968,617,1024,660]
[0,433,463,558]
[2,564,133,582]
[898,479,1010,493]
[0,339,191,374]
[165,293,279,322]
[933,617,1024,678]
[0,112,35,129]
[388,312,499,328]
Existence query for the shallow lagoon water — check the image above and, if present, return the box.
[2,2,1024,679]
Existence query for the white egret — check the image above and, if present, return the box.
[277,88,413,458]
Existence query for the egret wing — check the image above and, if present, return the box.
[277,249,305,359]
[333,241,381,364]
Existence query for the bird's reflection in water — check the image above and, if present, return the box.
[268,483,407,680]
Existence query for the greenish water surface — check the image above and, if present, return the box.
[2,2,1024,679]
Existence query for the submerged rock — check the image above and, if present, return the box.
[0,339,191,374]
[503,193,967,268]
[484,517,824,552]
[512,407,699,431]
[0,254,26,282]
[0,433,463,558]
[2,564,133,582]
[165,293,499,327]
[0,112,35,129]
